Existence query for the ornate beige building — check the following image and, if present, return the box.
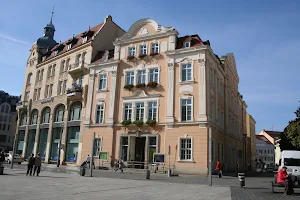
[16,16,255,174]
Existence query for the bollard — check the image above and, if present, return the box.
[0,166,4,175]
[146,169,150,179]
[238,173,245,187]
[168,169,172,177]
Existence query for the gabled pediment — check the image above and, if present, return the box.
[122,90,160,100]
[225,53,239,82]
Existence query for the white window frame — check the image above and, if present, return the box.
[184,42,191,48]
[67,44,72,50]
[135,102,144,121]
[128,46,136,56]
[93,137,102,157]
[148,101,158,120]
[54,50,58,56]
[149,68,159,83]
[139,44,147,55]
[137,70,146,84]
[180,63,193,82]
[125,71,134,85]
[98,73,107,90]
[151,42,159,53]
[95,103,105,124]
[179,96,193,122]
[178,136,193,161]
[123,103,132,121]
[82,36,88,44]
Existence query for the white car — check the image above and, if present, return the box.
[5,153,23,164]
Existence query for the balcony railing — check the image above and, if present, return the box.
[16,101,28,110]
[68,60,86,74]
[66,82,83,100]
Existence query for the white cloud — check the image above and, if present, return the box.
[0,33,31,45]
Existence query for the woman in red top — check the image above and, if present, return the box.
[277,166,294,195]
[215,161,222,178]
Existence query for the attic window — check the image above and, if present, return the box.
[184,42,191,48]
[104,55,108,61]
[67,44,72,50]
[82,36,88,44]
[54,50,58,56]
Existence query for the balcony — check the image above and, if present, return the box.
[66,83,83,100]
[16,101,28,110]
[68,60,86,75]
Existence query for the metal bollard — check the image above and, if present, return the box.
[238,173,245,187]
[146,169,150,179]
[168,169,172,177]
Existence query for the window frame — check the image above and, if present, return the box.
[151,42,159,53]
[42,107,51,124]
[30,110,38,125]
[95,103,105,124]
[148,101,158,121]
[125,71,135,85]
[179,96,193,122]
[69,102,82,121]
[123,103,133,121]
[135,102,145,121]
[98,73,108,90]
[139,44,147,55]
[178,136,193,161]
[184,42,191,48]
[149,68,159,83]
[93,137,102,157]
[128,46,136,56]
[180,63,193,82]
[137,70,146,84]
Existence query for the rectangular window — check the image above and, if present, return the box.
[181,99,192,121]
[135,103,144,120]
[82,36,88,44]
[128,47,136,56]
[124,103,132,120]
[184,42,190,48]
[98,74,107,90]
[93,138,101,157]
[148,136,157,162]
[67,44,72,50]
[63,80,67,94]
[49,84,53,97]
[126,71,134,84]
[45,85,49,98]
[120,136,128,161]
[47,66,52,77]
[180,138,192,160]
[52,65,56,76]
[140,44,147,55]
[221,143,224,161]
[58,81,63,95]
[151,43,159,53]
[37,88,41,100]
[149,68,159,83]
[137,70,146,84]
[95,105,104,124]
[148,102,157,120]
[2,124,6,131]
[181,63,192,81]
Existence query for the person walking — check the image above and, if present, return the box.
[86,155,91,169]
[26,153,35,176]
[215,160,223,178]
[33,153,42,176]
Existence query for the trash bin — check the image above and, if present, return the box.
[238,173,245,187]
[146,169,150,179]
[0,167,4,175]
[80,166,86,176]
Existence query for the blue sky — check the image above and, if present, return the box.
[0,0,299,133]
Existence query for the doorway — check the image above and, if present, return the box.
[135,137,146,168]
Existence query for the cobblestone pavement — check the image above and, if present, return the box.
[0,167,230,200]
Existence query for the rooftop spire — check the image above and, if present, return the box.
[50,6,54,24]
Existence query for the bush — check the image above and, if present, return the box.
[136,83,146,88]
[146,120,156,126]
[124,84,134,90]
[121,120,132,126]
[147,82,158,88]
[133,120,144,126]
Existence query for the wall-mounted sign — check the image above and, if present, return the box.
[99,152,108,161]
[41,97,54,104]
[153,153,165,163]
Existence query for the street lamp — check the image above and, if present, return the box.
[243,134,247,173]
[57,123,64,167]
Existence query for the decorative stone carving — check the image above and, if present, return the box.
[179,85,193,93]
[198,59,206,67]
[132,90,148,98]
[89,73,95,79]
[139,27,149,35]
[111,71,117,77]
[168,63,174,70]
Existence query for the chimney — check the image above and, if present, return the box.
[104,15,112,23]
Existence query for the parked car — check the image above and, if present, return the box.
[5,152,23,164]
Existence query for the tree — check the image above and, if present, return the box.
[279,105,300,151]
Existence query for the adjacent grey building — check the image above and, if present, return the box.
[0,90,20,152]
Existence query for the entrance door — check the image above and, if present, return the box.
[135,137,146,169]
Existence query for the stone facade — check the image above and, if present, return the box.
[246,113,256,170]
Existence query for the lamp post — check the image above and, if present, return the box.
[57,123,64,167]
[243,134,247,173]
[208,125,212,186]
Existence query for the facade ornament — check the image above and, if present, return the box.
[168,63,174,70]
[111,71,117,77]
[198,59,206,67]
[89,73,95,79]
[139,27,149,35]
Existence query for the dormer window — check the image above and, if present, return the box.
[54,50,58,56]
[67,44,72,50]
[184,42,191,48]
[82,36,88,44]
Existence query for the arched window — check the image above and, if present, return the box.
[55,104,65,122]
[5,104,10,113]
[69,102,82,121]
[0,104,5,112]
[27,73,32,84]
[20,112,27,126]
[30,109,38,125]
[42,107,51,124]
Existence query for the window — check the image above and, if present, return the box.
[54,50,58,56]
[124,103,132,120]
[2,124,6,131]
[151,43,159,53]
[20,113,27,126]
[128,47,136,56]
[217,142,220,161]
[30,110,38,125]
[148,102,157,120]
[0,135,6,142]
[93,138,101,157]
[181,63,192,81]
[27,73,32,85]
[137,70,146,84]
[148,136,157,162]
[135,103,144,120]
[104,55,108,61]
[120,136,128,161]
[36,71,40,82]
[40,69,44,80]
[98,74,107,90]
[126,71,134,84]
[181,99,192,121]
[42,107,50,124]
[149,68,159,83]
[67,44,72,50]
[63,80,67,94]
[52,65,56,76]
[95,104,104,124]
[45,85,49,98]
[60,60,65,73]
[180,138,192,160]
[47,66,52,77]
[58,81,63,95]
[70,102,81,121]
[82,36,88,44]
[49,84,53,97]
[140,44,147,55]
[221,143,224,161]
[65,59,70,71]
[55,105,65,122]
[184,42,190,48]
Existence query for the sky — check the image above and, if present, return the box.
[0,0,299,133]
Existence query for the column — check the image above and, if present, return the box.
[198,58,208,122]
[132,103,136,122]
[60,101,69,164]
[145,68,150,84]
[144,102,148,123]
[107,70,117,127]
[145,136,149,165]
[22,110,30,158]
[45,113,54,163]
[165,62,175,127]
[84,73,95,125]
[33,119,41,155]
[134,71,138,85]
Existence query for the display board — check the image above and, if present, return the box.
[99,152,108,160]
[153,153,165,163]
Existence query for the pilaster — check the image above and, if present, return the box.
[198,58,208,122]
[84,73,95,125]
[132,103,136,121]
[33,119,41,155]
[45,113,54,163]
[165,62,175,128]
[60,101,69,164]
[107,70,117,128]
[145,136,149,164]
[22,110,30,158]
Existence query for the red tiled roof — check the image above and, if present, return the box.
[42,23,104,62]
[176,34,209,50]
[256,135,273,144]
[92,50,114,64]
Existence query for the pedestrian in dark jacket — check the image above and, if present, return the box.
[26,153,35,176]
[33,153,42,176]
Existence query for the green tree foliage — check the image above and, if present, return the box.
[280,106,300,151]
